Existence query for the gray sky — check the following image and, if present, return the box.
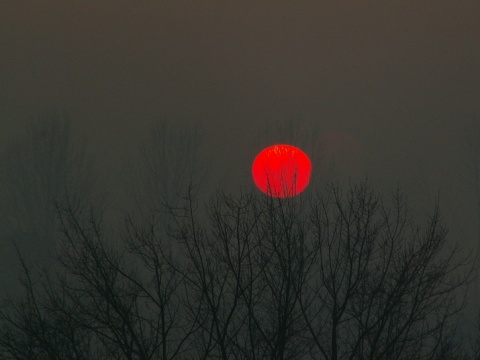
[2,2,480,333]
[1,1,479,218]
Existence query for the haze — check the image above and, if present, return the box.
[1,0,480,334]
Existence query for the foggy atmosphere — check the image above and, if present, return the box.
[1,1,480,359]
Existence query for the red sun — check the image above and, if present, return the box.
[252,144,312,198]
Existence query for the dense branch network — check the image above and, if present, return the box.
[0,181,472,359]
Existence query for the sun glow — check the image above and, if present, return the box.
[252,144,312,198]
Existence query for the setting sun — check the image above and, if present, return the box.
[252,144,312,198]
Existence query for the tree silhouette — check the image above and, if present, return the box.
[0,180,471,359]
[124,120,206,218]
[0,113,98,290]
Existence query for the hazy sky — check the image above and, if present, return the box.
[2,3,480,342]
[1,1,479,210]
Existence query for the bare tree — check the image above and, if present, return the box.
[160,181,469,359]
[0,181,471,359]
[469,312,480,360]
[0,243,100,360]
[300,183,470,359]
[0,112,98,289]
[1,183,215,360]
[124,120,206,218]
